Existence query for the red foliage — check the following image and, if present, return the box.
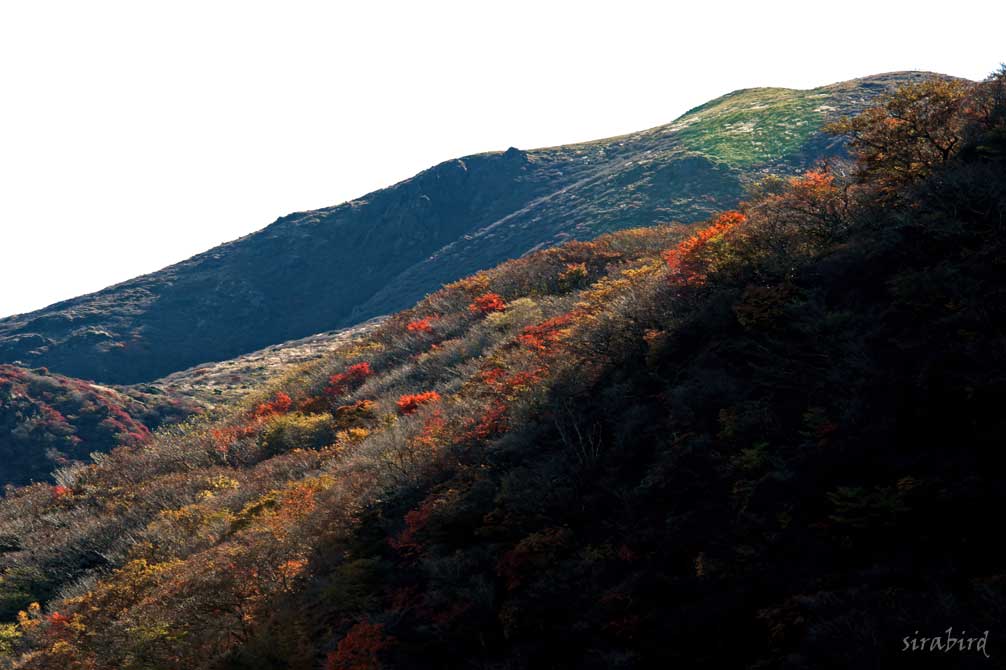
[47,611,71,627]
[253,392,293,419]
[210,424,256,453]
[389,498,436,554]
[468,292,506,315]
[518,313,577,352]
[406,316,438,334]
[412,409,447,450]
[468,401,508,440]
[52,485,72,499]
[463,361,551,441]
[396,391,441,415]
[1,364,195,484]
[213,391,295,453]
[326,621,394,670]
[430,600,472,626]
[479,366,548,396]
[326,363,375,397]
[663,210,746,286]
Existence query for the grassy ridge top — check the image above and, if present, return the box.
[672,86,827,165]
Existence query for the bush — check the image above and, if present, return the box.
[259,413,337,455]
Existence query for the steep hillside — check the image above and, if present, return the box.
[0,365,198,487]
[0,72,1003,669]
[0,72,939,384]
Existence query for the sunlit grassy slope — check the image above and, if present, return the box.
[672,86,828,165]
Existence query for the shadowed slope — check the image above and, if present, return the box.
[0,72,942,383]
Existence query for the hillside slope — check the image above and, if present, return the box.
[0,320,377,489]
[0,71,1003,668]
[0,72,939,384]
[148,318,385,406]
[0,365,198,487]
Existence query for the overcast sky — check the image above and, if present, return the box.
[1,0,1002,317]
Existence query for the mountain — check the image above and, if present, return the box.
[0,72,940,385]
[0,71,1003,668]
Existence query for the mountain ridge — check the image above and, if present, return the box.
[0,71,943,384]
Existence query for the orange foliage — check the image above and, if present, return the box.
[326,621,394,670]
[412,409,447,450]
[518,313,577,352]
[468,292,506,315]
[663,211,746,285]
[406,316,438,334]
[211,424,254,453]
[788,167,834,194]
[396,391,441,415]
[558,262,588,290]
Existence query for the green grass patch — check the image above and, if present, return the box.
[672,87,831,166]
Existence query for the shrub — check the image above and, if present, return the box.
[260,413,337,455]
[326,363,375,398]
[468,293,506,315]
[406,317,438,334]
[396,392,442,415]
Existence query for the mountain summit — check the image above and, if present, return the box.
[0,72,941,383]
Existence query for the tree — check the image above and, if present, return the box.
[326,622,393,670]
[826,78,973,198]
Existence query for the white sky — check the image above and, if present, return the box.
[1,1,1002,317]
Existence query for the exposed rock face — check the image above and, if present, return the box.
[0,72,943,384]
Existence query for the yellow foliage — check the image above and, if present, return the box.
[0,622,20,656]
[206,475,241,491]
[260,412,337,454]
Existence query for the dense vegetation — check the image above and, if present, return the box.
[1,70,1004,668]
[0,73,931,384]
[0,365,198,487]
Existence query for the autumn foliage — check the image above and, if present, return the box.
[326,362,375,397]
[468,292,506,315]
[0,364,197,486]
[518,313,577,352]
[326,622,394,670]
[826,77,973,198]
[253,391,293,419]
[663,210,746,285]
[396,391,441,415]
[406,317,438,334]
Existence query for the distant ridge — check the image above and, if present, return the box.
[0,71,942,383]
